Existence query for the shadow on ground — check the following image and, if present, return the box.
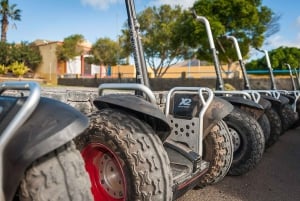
[178,127,300,201]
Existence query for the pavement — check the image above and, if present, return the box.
[178,127,300,201]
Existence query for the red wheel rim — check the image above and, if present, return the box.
[82,143,126,201]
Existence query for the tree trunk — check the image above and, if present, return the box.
[1,15,8,42]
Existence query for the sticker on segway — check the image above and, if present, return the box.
[172,94,200,119]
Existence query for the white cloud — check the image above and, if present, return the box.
[265,34,300,49]
[149,0,196,9]
[261,15,300,49]
[248,32,300,61]
[81,0,121,10]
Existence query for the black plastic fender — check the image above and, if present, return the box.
[261,95,285,110]
[285,94,296,104]
[221,96,264,110]
[220,96,264,119]
[258,97,272,110]
[93,94,171,141]
[280,94,293,105]
[3,97,89,201]
[203,97,233,137]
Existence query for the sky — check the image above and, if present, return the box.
[6,0,300,58]
[8,0,193,44]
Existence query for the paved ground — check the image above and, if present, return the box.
[178,127,300,201]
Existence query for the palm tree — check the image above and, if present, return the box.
[0,0,21,42]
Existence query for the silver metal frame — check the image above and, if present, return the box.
[284,64,300,112]
[99,83,215,156]
[214,90,261,103]
[286,64,297,91]
[194,14,224,91]
[291,91,300,112]
[194,16,262,104]
[256,49,278,91]
[165,87,214,156]
[0,81,40,201]
[98,83,157,104]
[255,90,281,100]
[225,36,286,102]
[125,0,150,87]
[225,35,251,90]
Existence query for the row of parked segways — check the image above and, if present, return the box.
[1,0,299,200]
[79,2,298,200]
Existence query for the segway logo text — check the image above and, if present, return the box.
[178,98,192,107]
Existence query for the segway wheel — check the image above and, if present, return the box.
[257,113,271,143]
[265,107,282,148]
[279,104,299,132]
[224,108,265,176]
[19,141,93,201]
[78,108,173,201]
[197,120,233,188]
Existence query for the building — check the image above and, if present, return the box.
[34,39,93,84]
[34,40,241,84]
[160,59,242,79]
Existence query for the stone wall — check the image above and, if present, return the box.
[40,87,168,115]
[53,77,297,114]
[3,76,297,118]
[41,87,99,115]
[44,76,298,115]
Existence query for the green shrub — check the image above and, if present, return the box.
[0,64,8,75]
[8,61,30,77]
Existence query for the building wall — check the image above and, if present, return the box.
[35,41,240,84]
[106,65,136,78]
[36,40,93,84]
[107,64,235,79]
[37,42,60,84]
[159,65,240,79]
